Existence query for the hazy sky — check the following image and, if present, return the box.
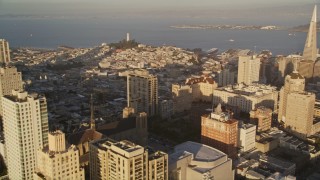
[0,0,318,26]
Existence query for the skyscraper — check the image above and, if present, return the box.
[127,69,158,116]
[0,39,10,65]
[303,5,317,62]
[34,130,85,180]
[2,90,49,180]
[201,104,238,157]
[0,66,23,116]
[237,55,261,85]
[299,5,319,83]
[278,71,305,122]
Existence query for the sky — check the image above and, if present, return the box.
[0,0,318,26]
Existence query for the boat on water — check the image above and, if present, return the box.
[229,39,234,42]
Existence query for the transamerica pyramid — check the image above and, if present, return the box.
[303,5,317,61]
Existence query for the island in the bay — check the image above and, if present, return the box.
[170,24,282,30]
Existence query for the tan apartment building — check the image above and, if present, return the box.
[278,71,305,122]
[185,75,217,102]
[127,69,158,117]
[148,151,168,180]
[89,138,168,180]
[285,92,315,139]
[172,84,192,113]
[34,130,85,180]
[0,66,23,116]
[250,106,272,132]
[237,55,261,85]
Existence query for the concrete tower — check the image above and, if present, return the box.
[0,39,10,65]
[278,71,305,122]
[303,5,317,62]
[127,69,158,117]
[285,92,315,139]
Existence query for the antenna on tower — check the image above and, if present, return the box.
[90,94,96,130]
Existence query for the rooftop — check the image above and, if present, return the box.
[216,83,277,97]
[174,141,226,162]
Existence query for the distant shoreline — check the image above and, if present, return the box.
[170,25,284,31]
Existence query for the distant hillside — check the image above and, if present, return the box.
[290,22,320,32]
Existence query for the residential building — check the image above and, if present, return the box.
[212,83,278,113]
[215,66,236,87]
[237,55,261,85]
[127,69,158,116]
[34,130,85,180]
[285,92,315,139]
[250,106,272,132]
[172,84,192,113]
[0,39,10,65]
[168,141,233,180]
[238,123,256,152]
[159,99,173,119]
[185,75,217,102]
[0,66,23,116]
[2,90,49,180]
[148,151,168,180]
[201,104,238,157]
[278,71,305,122]
[89,138,168,180]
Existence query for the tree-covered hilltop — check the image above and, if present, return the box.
[109,39,139,50]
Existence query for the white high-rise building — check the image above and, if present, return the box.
[0,66,23,116]
[127,69,158,116]
[2,90,49,180]
[0,39,10,65]
[34,130,85,180]
[237,55,261,85]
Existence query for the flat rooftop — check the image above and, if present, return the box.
[113,140,143,153]
[216,83,277,97]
